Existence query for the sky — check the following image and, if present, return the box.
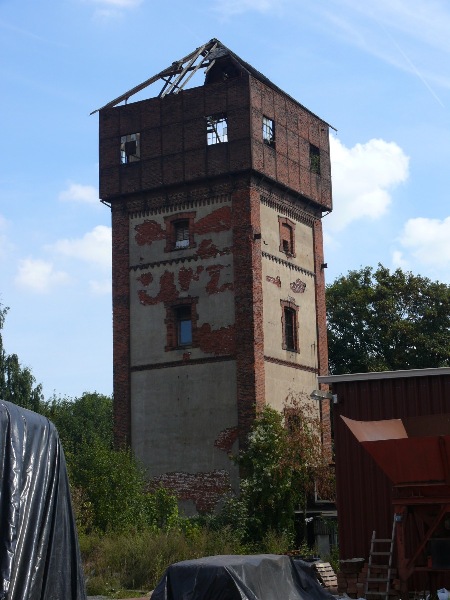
[1,0,449,400]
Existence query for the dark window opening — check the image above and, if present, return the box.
[206,114,228,145]
[310,144,320,175]
[176,306,192,346]
[174,220,190,249]
[284,308,296,351]
[263,116,275,147]
[120,133,140,164]
[281,299,299,352]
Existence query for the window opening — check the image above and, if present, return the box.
[284,307,296,351]
[310,144,320,175]
[262,116,275,147]
[174,220,190,249]
[176,306,192,346]
[206,114,228,145]
[281,223,293,255]
[120,133,140,164]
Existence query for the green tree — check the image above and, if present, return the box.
[326,264,450,374]
[0,304,43,411]
[236,395,334,543]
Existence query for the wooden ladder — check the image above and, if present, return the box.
[365,517,396,600]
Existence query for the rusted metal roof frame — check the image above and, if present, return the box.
[90,38,336,130]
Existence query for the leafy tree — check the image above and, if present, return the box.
[0,303,43,411]
[326,265,450,374]
[236,394,334,543]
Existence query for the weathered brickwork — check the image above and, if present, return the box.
[149,470,231,514]
[100,46,332,512]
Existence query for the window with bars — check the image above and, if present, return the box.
[206,114,228,145]
[174,221,190,249]
[262,116,275,147]
[120,133,140,164]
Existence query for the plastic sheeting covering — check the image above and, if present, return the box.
[152,554,335,600]
[0,400,86,600]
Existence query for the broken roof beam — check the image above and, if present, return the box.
[160,40,216,98]
[90,39,218,114]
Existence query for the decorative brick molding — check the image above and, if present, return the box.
[262,252,315,277]
[264,354,318,374]
[266,275,281,287]
[130,355,235,372]
[290,278,306,293]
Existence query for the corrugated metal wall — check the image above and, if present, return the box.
[322,371,450,561]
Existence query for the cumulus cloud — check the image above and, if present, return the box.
[327,136,409,231]
[396,216,450,269]
[15,258,70,293]
[50,225,111,269]
[59,182,98,205]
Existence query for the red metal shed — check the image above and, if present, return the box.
[318,368,450,570]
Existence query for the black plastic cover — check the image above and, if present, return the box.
[152,554,335,600]
[0,400,86,600]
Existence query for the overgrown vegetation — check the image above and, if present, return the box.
[1,302,335,596]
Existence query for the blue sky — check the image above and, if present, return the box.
[1,0,449,399]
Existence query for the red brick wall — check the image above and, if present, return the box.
[232,183,265,447]
[111,202,131,447]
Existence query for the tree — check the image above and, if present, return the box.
[0,304,43,411]
[326,265,450,375]
[236,394,334,543]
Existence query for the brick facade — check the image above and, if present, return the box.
[99,43,332,512]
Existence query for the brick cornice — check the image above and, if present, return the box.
[260,194,316,226]
[262,251,315,278]
[130,250,233,272]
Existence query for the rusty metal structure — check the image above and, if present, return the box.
[318,367,450,591]
[343,414,450,592]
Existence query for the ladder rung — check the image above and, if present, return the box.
[373,539,392,543]
[372,551,391,555]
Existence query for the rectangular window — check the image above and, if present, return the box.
[120,133,140,164]
[262,116,275,147]
[278,216,296,257]
[284,308,296,351]
[310,144,320,175]
[174,221,190,249]
[281,300,299,352]
[176,306,192,346]
[206,114,228,145]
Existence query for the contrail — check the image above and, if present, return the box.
[378,21,445,108]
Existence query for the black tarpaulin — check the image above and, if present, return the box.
[0,400,86,600]
[152,554,335,600]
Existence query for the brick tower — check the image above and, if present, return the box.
[96,39,332,514]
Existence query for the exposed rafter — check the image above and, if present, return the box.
[90,39,221,114]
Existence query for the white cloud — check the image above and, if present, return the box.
[327,136,409,231]
[397,216,450,269]
[59,182,99,205]
[50,225,111,269]
[15,258,70,293]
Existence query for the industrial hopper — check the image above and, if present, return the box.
[342,414,450,593]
